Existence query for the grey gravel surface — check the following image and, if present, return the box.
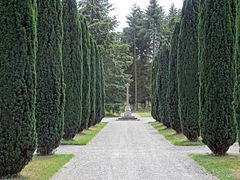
[51,116,239,180]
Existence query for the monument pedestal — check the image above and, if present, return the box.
[118,105,138,121]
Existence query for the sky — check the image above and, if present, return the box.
[108,0,184,32]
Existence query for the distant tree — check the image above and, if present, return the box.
[165,3,181,40]
[79,0,128,114]
[145,0,165,57]
[78,0,117,47]
[104,33,132,114]
[167,22,181,133]
[36,0,65,155]
[123,5,150,110]
[62,0,83,140]
[199,0,237,155]
[0,0,37,177]
[80,15,91,130]
[177,0,200,141]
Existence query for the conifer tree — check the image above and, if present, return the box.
[62,0,83,140]
[157,40,170,127]
[80,16,91,130]
[0,0,37,177]
[95,45,103,124]
[234,0,240,150]
[100,49,105,119]
[167,22,181,133]
[36,0,65,155]
[177,0,200,141]
[151,49,160,120]
[89,37,96,127]
[199,0,237,155]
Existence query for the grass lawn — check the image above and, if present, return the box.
[149,121,203,146]
[190,154,240,180]
[135,111,152,117]
[105,112,118,117]
[10,154,74,180]
[61,122,108,145]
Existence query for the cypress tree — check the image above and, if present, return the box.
[95,45,103,124]
[89,37,96,127]
[80,16,91,130]
[157,40,170,127]
[151,49,160,121]
[62,0,83,140]
[167,22,181,134]
[199,0,237,155]
[177,0,200,141]
[0,0,37,177]
[234,0,240,150]
[36,0,65,155]
[100,49,105,120]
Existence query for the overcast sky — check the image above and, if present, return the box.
[108,0,184,32]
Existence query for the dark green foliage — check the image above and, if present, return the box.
[100,49,105,119]
[89,38,96,127]
[36,0,65,155]
[235,0,240,149]
[145,0,165,56]
[167,22,181,134]
[157,40,170,127]
[80,16,91,130]
[104,34,132,114]
[177,0,200,141]
[199,0,237,155]
[95,46,103,124]
[151,48,160,121]
[62,0,83,140]
[0,0,37,177]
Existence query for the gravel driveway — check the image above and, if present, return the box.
[51,116,239,180]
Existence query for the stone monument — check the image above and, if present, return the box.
[118,83,138,120]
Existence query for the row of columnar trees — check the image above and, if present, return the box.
[152,0,239,156]
[0,0,105,177]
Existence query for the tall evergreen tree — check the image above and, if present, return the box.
[199,0,237,155]
[157,40,170,127]
[100,48,105,119]
[151,48,160,121]
[234,0,240,150]
[167,22,181,133]
[177,0,200,141]
[80,16,91,130]
[89,37,96,127]
[145,0,165,57]
[104,33,132,114]
[123,5,150,110]
[0,0,37,177]
[95,45,103,124]
[78,0,117,47]
[165,4,181,40]
[62,0,83,140]
[36,0,65,155]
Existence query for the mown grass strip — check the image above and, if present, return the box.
[135,112,152,117]
[190,154,240,180]
[9,154,74,180]
[61,122,108,145]
[149,121,203,146]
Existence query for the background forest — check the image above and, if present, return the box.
[79,0,181,114]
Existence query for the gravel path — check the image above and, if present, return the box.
[51,116,239,180]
